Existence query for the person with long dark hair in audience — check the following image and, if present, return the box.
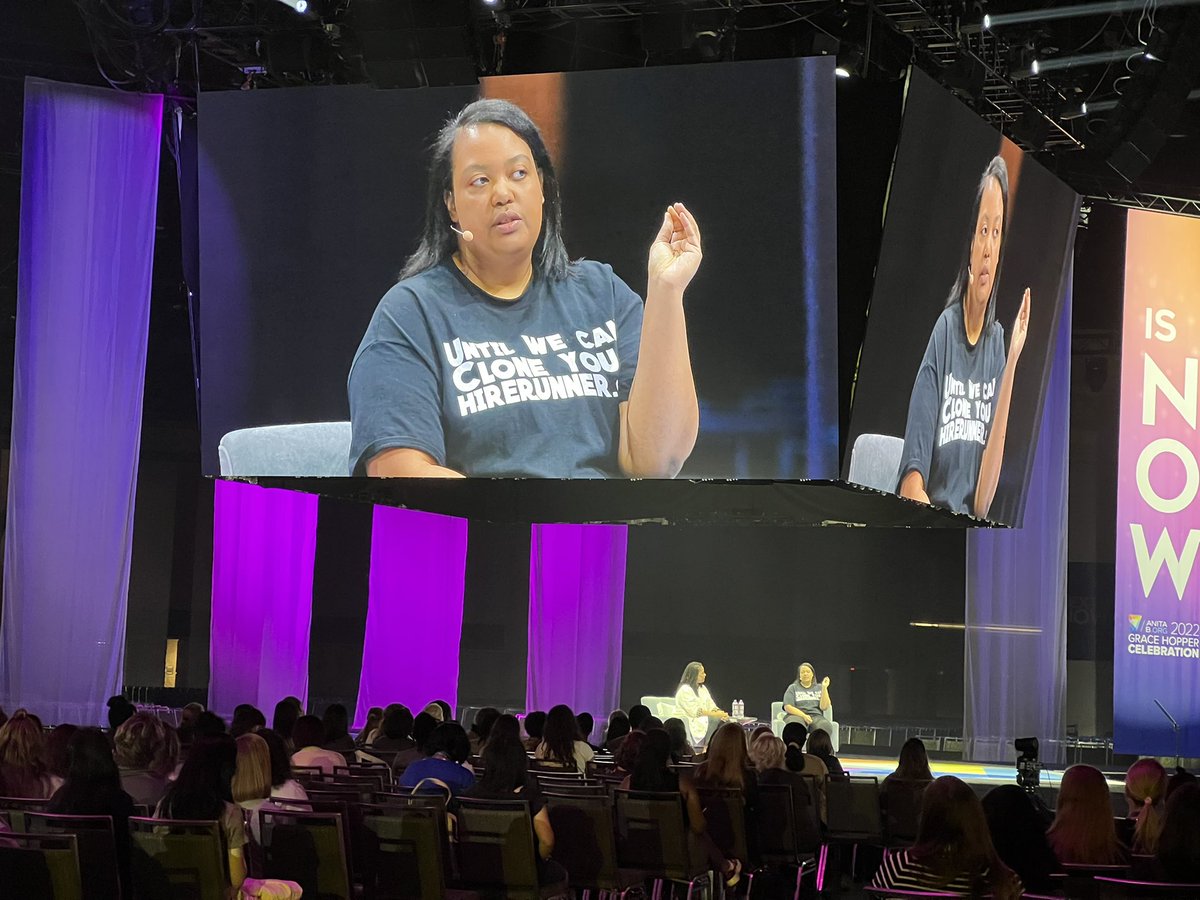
[871,775,1022,898]
[461,714,566,884]
[49,728,136,894]
[1157,782,1200,882]
[356,707,384,746]
[623,728,742,887]
[44,723,78,781]
[257,729,308,802]
[230,704,266,738]
[675,662,729,749]
[522,710,547,752]
[271,698,301,748]
[614,730,645,776]
[114,712,178,808]
[576,711,599,751]
[695,722,758,804]
[664,718,695,763]
[1047,764,1128,866]
[603,709,631,751]
[1124,757,1168,854]
[399,722,476,795]
[885,737,934,786]
[371,704,416,752]
[393,712,438,772]
[982,784,1058,893]
[107,696,137,733]
[468,707,500,756]
[536,704,594,774]
[156,735,248,892]
[898,155,1031,519]
[805,728,843,776]
[321,703,355,753]
[782,721,828,821]
[0,709,61,798]
[290,714,346,774]
[348,98,701,481]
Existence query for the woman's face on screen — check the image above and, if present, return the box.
[968,175,1004,308]
[445,123,545,263]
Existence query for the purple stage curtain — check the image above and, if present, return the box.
[0,79,162,725]
[964,275,1072,764]
[527,524,629,722]
[354,507,469,728]
[208,481,319,718]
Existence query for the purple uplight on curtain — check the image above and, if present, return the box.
[353,507,469,729]
[527,524,629,723]
[208,481,319,718]
[964,271,1072,764]
[0,79,162,725]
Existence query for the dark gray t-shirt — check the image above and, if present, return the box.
[899,302,1006,516]
[348,259,643,477]
[784,680,824,718]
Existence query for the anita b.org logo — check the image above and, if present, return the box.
[1129,615,1144,632]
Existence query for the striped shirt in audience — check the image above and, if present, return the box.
[870,847,1022,896]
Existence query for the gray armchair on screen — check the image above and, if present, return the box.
[217,422,353,477]
[847,433,905,494]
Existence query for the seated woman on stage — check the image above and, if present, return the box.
[781,662,833,736]
[674,661,728,748]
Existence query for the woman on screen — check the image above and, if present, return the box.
[897,156,1031,519]
[347,99,700,478]
[674,661,728,748]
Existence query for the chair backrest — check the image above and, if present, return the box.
[825,774,883,842]
[612,788,700,881]
[24,812,121,900]
[359,803,450,900]
[756,782,821,861]
[544,792,623,890]
[258,807,353,900]
[0,795,51,832]
[696,786,749,862]
[848,432,905,492]
[127,816,227,900]
[862,888,963,898]
[452,797,542,899]
[217,421,352,477]
[882,779,929,846]
[0,831,82,900]
[1093,876,1200,898]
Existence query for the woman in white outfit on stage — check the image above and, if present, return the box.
[674,661,729,748]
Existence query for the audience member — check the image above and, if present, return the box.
[884,737,934,787]
[321,704,355,753]
[749,732,819,843]
[193,711,228,740]
[356,707,384,746]
[607,704,649,754]
[114,712,179,808]
[393,712,438,771]
[106,695,137,732]
[536,704,594,774]
[461,714,567,885]
[0,707,7,730]
[230,704,267,738]
[1047,764,1128,865]
[982,784,1058,893]
[664,717,694,762]
[258,729,308,802]
[422,702,445,723]
[398,722,475,795]
[177,702,206,748]
[1166,767,1197,801]
[0,709,61,798]
[433,700,454,723]
[371,704,416,752]
[234,732,304,842]
[1157,782,1200,883]
[602,709,631,750]
[576,711,598,750]
[523,710,547,752]
[614,730,645,775]
[468,707,500,755]
[271,698,301,746]
[694,721,759,843]
[49,728,136,892]
[805,728,843,776]
[1125,757,1168,854]
[870,775,1022,898]
[290,715,346,774]
[44,723,79,780]
[624,728,742,887]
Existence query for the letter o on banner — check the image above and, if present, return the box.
[1136,437,1200,514]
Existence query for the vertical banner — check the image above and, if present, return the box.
[208,481,319,717]
[527,524,628,719]
[1,79,161,725]
[354,507,468,728]
[1115,209,1200,757]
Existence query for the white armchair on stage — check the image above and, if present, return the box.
[771,701,840,753]
[640,695,681,721]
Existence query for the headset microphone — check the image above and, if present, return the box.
[450,225,474,242]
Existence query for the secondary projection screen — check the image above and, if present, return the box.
[844,68,1078,526]
[1114,208,1200,758]
[198,58,838,480]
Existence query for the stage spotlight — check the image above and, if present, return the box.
[275,0,309,12]
[983,13,991,30]
[835,66,852,78]
[1015,736,1041,792]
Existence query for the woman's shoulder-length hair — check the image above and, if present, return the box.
[401,97,571,283]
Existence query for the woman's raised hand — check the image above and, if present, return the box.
[1011,287,1031,362]
[648,202,703,294]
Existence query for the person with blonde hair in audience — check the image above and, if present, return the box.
[1047,764,1127,865]
[234,731,302,843]
[750,731,818,837]
[1124,757,1168,854]
[290,714,346,774]
[0,709,61,798]
[871,775,1022,898]
[114,712,179,808]
[535,704,594,774]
